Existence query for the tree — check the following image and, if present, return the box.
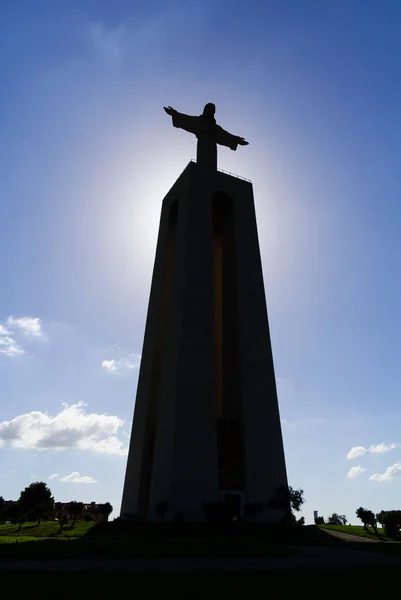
[376,511,388,528]
[268,485,305,524]
[155,501,169,522]
[26,510,36,522]
[356,507,377,534]
[327,513,347,526]
[288,487,305,513]
[57,513,69,533]
[243,501,264,524]
[315,516,325,525]
[5,502,23,524]
[17,515,26,533]
[99,502,113,524]
[33,503,48,526]
[377,510,401,539]
[19,482,54,525]
[68,501,85,527]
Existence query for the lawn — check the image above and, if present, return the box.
[0,520,95,539]
[0,522,397,561]
[0,536,46,544]
[320,524,387,540]
[0,521,305,559]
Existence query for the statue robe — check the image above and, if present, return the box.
[171,111,241,169]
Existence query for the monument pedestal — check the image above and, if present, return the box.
[121,161,287,522]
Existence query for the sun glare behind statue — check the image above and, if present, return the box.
[104,155,188,275]
[93,130,307,319]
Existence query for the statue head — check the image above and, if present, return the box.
[202,103,216,117]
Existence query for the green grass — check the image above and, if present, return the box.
[319,524,389,540]
[0,520,95,539]
[0,536,46,544]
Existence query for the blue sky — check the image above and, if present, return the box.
[1,0,401,523]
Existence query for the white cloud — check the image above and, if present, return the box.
[0,336,24,357]
[0,402,128,455]
[347,446,367,460]
[102,353,141,374]
[0,336,16,346]
[346,465,367,479]
[6,316,43,338]
[0,315,44,357]
[370,463,401,482]
[102,359,117,372]
[78,436,127,455]
[347,443,399,460]
[59,472,97,484]
[369,443,400,454]
[48,474,59,480]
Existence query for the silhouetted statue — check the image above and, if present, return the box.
[163,103,249,170]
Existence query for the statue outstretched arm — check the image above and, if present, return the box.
[216,125,249,151]
[163,106,200,135]
[163,106,176,116]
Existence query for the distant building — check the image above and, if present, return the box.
[2,500,107,523]
[54,501,105,523]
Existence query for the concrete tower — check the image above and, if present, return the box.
[120,156,288,522]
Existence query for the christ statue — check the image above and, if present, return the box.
[163,103,249,170]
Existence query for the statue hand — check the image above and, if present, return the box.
[163,106,176,116]
[237,137,249,146]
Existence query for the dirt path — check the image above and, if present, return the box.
[321,528,378,543]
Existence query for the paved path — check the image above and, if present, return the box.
[0,547,398,571]
[321,529,378,543]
